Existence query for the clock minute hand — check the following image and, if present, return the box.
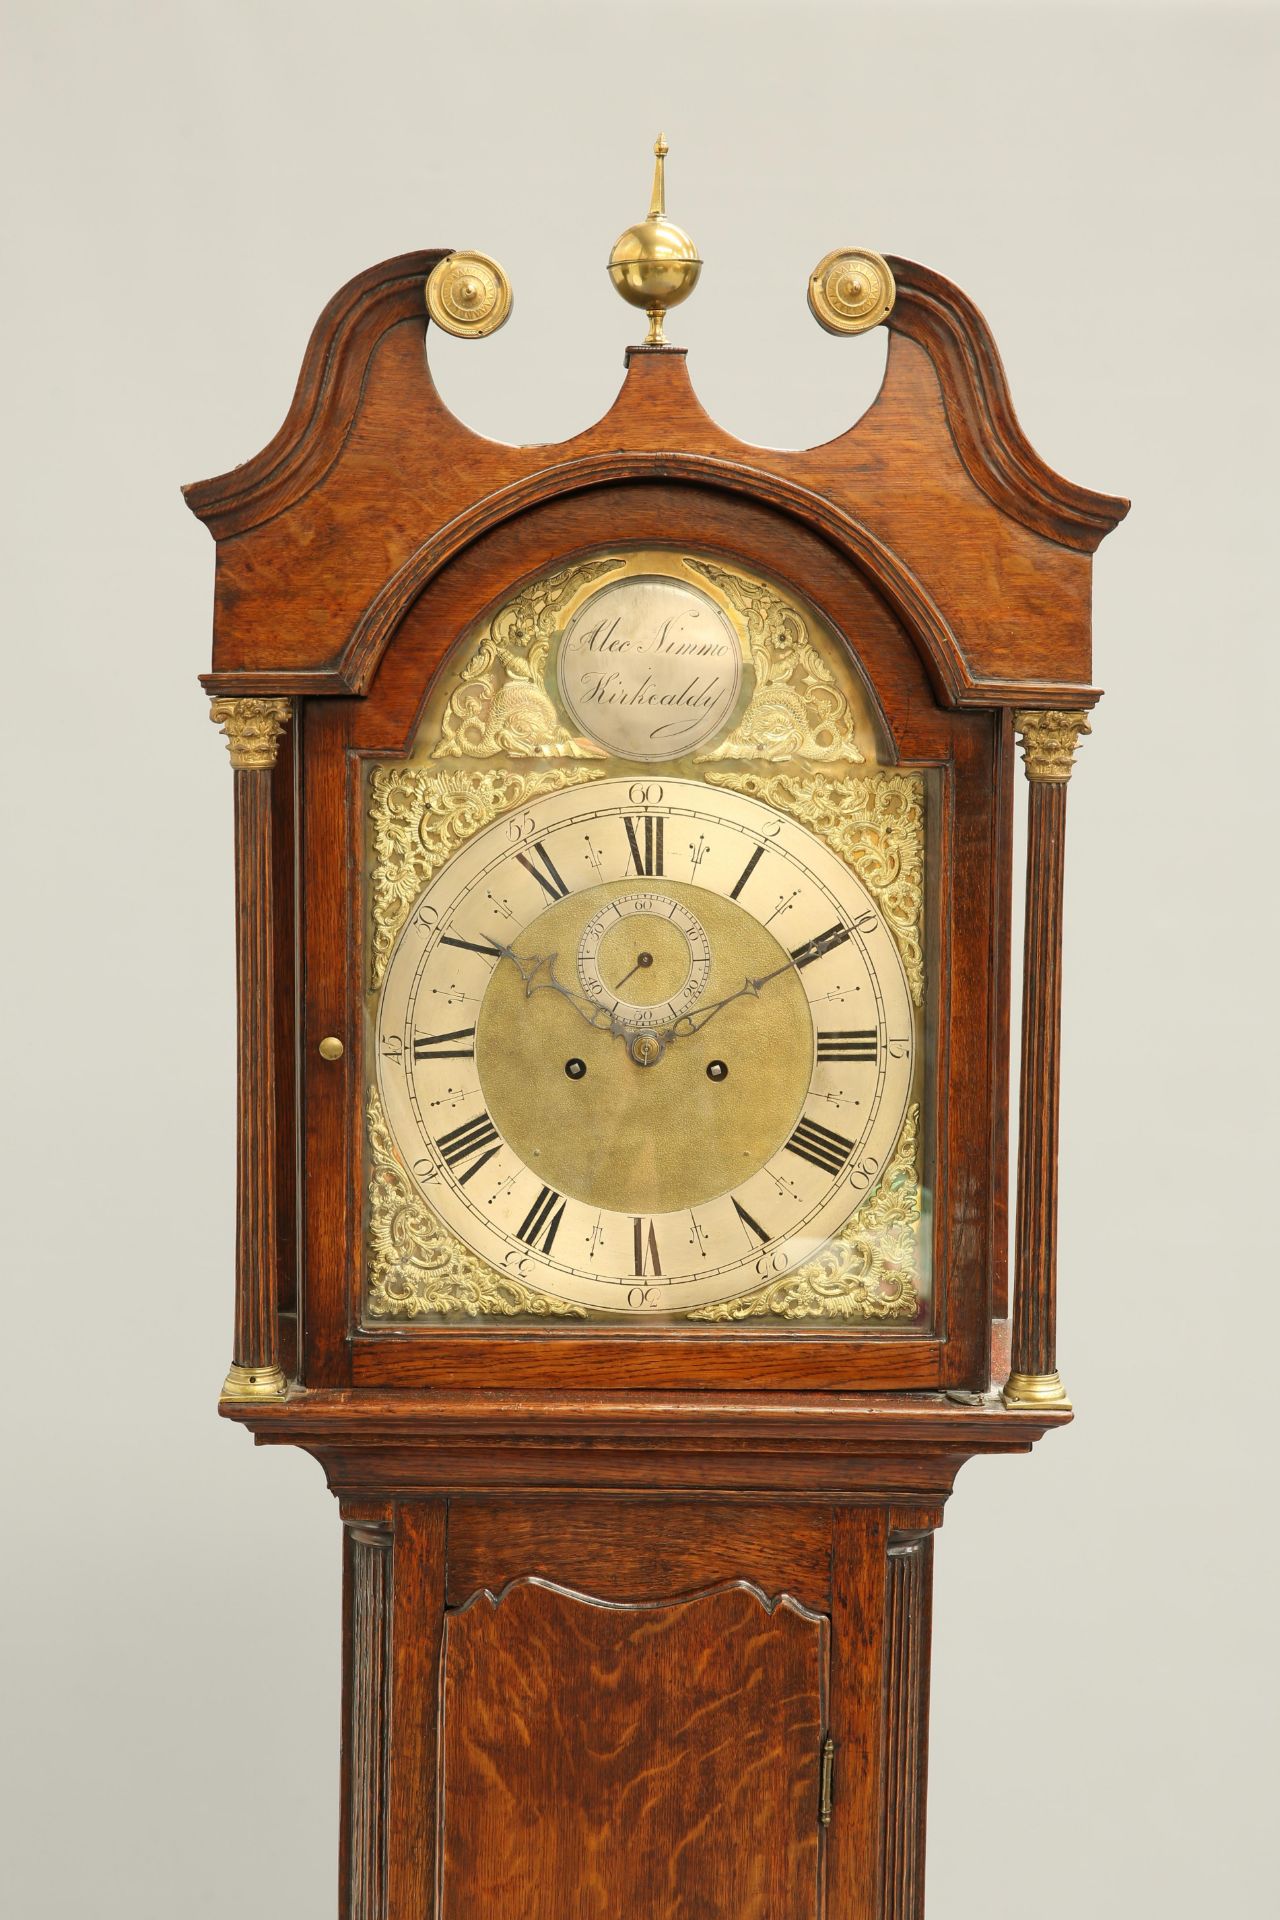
[668,941,823,1040]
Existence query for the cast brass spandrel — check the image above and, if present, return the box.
[365,1086,588,1321]
[367,763,607,989]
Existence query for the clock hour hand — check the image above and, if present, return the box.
[494,944,619,1034]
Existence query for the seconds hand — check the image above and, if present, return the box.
[614,952,654,992]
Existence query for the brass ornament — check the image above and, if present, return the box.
[607,135,702,347]
[433,558,625,760]
[807,247,896,335]
[1013,709,1092,783]
[688,1105,922,1323]
[1001,1369,1073,1412]
[365,1088,587,1321]
[220,1361,288,1400]
[367,762,606,987]
[209,696,291,770]
[705,769,925,1005]
[318,1036,345,1061]
[424,251,513,340]
[685,560,865,764]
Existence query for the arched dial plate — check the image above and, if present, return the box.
[375,778,915,1315]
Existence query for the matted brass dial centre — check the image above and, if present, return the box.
[476,880,813,1216]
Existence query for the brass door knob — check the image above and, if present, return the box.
[318,1036,344,1061]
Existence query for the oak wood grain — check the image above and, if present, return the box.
[344,1525,391,1919]
[444,1498,833,1613]
[437,1578,827,1919]
[384,1500,446,1918]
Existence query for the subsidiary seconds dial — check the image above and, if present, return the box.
[576,890,712,1031]
[374,778,916,1315]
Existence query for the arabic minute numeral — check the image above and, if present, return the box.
[515,840,571,901]
[790,923,851,970]
[517,1185,566,1254]
[785,1115,854,1176]
[816,1030,877,1063]
[412,1027,476,1061]
[436,1111,502,1184]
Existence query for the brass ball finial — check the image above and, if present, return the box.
[607,134,702,346]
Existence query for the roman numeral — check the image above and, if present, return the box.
[729,844,764,900]
[732,1197,771,1245]
[785,1116,854,1177]
[517,1185,566,1254]
[436,1111,502,1184]
[623,814,664,877]
[633,1216,662,1276]
[412,1027,475,1061]
[789,923,851,970]
[438,933,501,959]
[816,1029,878,1063]
[515,841,570,900]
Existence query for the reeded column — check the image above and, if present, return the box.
[1003,709,1091,1413]
[882,1531,934,1920]
[210,696,292,1399]
[345,1523,393,1918]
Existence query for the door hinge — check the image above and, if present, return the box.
[819,1733,835,1826]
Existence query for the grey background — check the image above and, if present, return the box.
[3,2,1276,1914]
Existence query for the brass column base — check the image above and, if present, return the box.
[221,1362,289,1401]
[1001,1370,1073,1412]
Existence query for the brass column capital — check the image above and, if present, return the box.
[210,696,292,770]
[1012,709,1091,784]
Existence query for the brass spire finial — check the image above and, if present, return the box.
[649,133,669,219]
[608,134,702,347]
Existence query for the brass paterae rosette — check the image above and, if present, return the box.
[425,251,513,339]
[808,248,896,334]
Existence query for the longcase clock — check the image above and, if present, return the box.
[189,146,1127,1917]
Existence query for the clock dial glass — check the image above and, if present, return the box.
[365,549,931,1326]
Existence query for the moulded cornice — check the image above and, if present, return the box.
[184,248,1127,555]
[182,248,450,539]
[220,1388,1071,1501]
[884,257,1129,552]
[186,248,1126,704]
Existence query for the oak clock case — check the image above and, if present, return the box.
[191,167,1126,1920]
